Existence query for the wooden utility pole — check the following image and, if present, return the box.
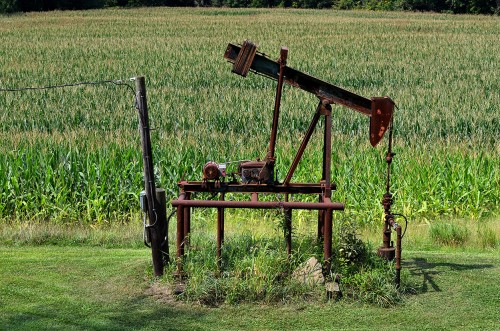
[135,76,165,277]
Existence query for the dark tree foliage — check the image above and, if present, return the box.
[0,0,498,14]
[15,0,107,11]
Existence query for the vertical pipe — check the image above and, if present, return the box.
[284,194,292,257]
[217,193,225,272]
[176,193,185,274]
[317,102,330,241]
[378,195,395,260]
[323,205,333,274]
[183,192,191,248]
[322,105,333,275]
[395,225,402,288]
[323,103,332,199]
[317,207,324,241]
[382,223,391,249]
[268,47,288,160]
[136,76,163,277]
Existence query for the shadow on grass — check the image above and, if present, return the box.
[2,294,208,331]
[403,257,494,293]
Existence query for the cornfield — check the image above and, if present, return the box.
[0,8,498,225]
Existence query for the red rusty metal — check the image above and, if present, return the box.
[178,181,336,194]
[370,97,394,147]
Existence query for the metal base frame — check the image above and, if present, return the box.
[172,102,342,276]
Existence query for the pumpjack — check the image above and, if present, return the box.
[141,40,404,286]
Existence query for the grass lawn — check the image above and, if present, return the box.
[1,246,498,330]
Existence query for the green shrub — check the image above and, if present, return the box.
[344,267,401,306]
[364,0,403,10]
[333,0,358,9]
[333,219,368,272]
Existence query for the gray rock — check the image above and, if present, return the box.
[292,257,324,286]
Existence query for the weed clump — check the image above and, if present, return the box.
[163,218,410,307]
[429,222,470,246]
[477,226,498,249]
[328,219,415,306]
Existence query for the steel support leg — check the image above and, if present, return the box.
[183,192,191,249]
[284,194,292,257]
[323,207,333,274]
[176,204,185,274]
[322,103,333,274]
[317,198,324,241]
[217,193,225,271]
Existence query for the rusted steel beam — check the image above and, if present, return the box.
[171,198,344,211]
[224,43,372,116]
[268,47,288,162]
[177,181,336,194]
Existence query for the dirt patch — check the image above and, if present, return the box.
[144,281,184,305]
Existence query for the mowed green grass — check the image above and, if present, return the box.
[0,8,498,224]
[0,246,499,330]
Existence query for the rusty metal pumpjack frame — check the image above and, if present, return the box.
[170,41,402,285]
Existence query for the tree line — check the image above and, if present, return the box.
[1,0,498,16]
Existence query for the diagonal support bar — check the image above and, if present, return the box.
[283,101,323,185]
